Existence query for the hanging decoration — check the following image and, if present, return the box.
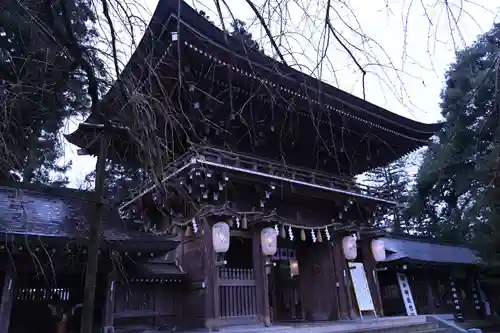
[342,235,357,260]
[166,204,354,245]
[288,226,294,241]
[261,227,278,256]
[280,225,286,239]
[185,225,193,237]
[171,225,178,236]
[212,222,230,253]
[371,238,386,262]
[192,218,198,234]
[316,230,323,243]
[241,214,248,229]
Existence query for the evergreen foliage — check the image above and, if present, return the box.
[230,19,262,53]
[363,156,413,234]
[411,23,500,266]
[0,0,103,186]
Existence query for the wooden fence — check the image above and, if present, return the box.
[218,268,257,318]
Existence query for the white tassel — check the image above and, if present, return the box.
[288,226,294,241]
[192,218,198,233]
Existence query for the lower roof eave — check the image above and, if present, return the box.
[380,257,479,268]
[0,232,180,252]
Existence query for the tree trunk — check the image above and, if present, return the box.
[80,136,108,333]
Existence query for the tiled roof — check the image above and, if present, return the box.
[381,236,479,265]
[0,184,174,245]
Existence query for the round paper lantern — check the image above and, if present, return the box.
[261,227,278,256]
[212,222,230,253]
[342,236,357,260]
[371,238,386,262]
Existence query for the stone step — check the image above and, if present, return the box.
[138,316,439,333]
[344,322,442,333]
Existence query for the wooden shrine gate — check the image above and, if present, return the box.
[218,267,258,323]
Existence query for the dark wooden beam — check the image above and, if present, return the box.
[251,227,271,326]
[102,270,117,333]
[202,218,219,330]
[361,238,384,317]
[332,237,350,319]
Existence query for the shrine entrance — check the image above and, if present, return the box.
[7,272,100,333]
[269,248,303,322]
[218,235,259,323]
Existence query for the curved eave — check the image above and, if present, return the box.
[116,0,444,136]
[67,0,443,157]
[64,120,140,162]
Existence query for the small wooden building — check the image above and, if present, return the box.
[377,235,492,321]
[0,184,182,333]
[62,0,443,332]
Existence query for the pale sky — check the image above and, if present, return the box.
[62,0,500,188]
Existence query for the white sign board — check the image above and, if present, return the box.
[396,272,417,316]
[348,262,375,312]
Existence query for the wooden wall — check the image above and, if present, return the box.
[378,265,487,319]
[113,281,183,329]
[176,236,207,328]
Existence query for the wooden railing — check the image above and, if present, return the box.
[218,268,257,318]
[15,287,71,301]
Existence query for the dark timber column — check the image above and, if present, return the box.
[332,236,350,319]
[361,238,384,316]
[102,270,117,333]
[426,275,436,314]
[252,227,271,326]
[203,218,220,330]
[0,265,14,333]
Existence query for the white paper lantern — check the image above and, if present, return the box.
[261,227,278,256]
[212,222,230,253]
[371,238,386,262]
[342,236,357,260]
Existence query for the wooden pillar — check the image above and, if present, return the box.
[327,244,341,320]
[332,236,351,319]
[252,227,271,326]
[102,270,117,333]
[426,279,436,314]
[203,218,220,330]
[361,238,384,317]
[0,265,14,333]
